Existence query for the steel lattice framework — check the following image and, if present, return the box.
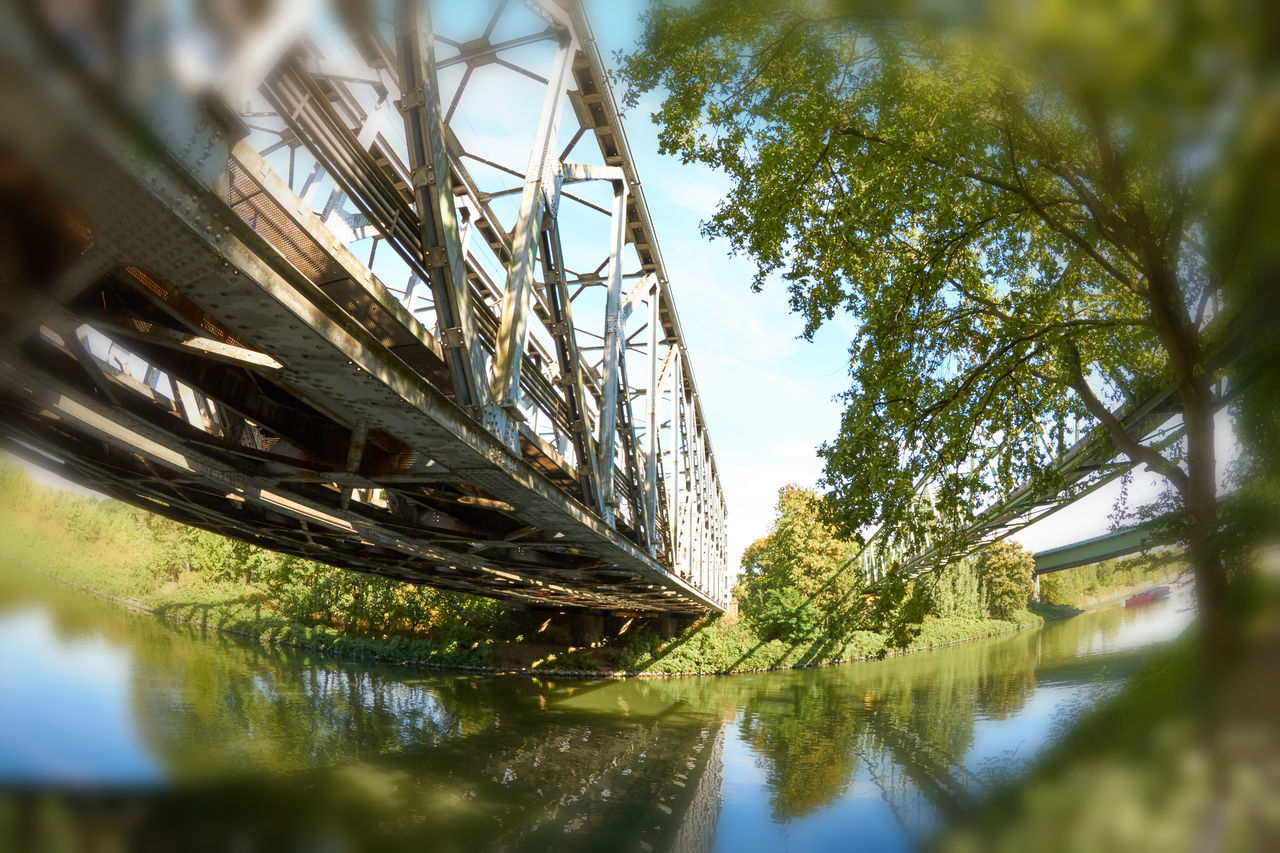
[0,1,728,612]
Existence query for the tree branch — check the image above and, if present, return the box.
[1064,341,1189,492]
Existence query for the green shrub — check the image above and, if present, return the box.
[743,586,824,641]
[923,557,986,619]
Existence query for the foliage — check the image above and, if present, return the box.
[735,485,862,641]
[862,572,932,650]
[924,556,987,620]
[974,541,1035,619]
[737,583,823,644]
[620,0,1275,650]
[0,459,511,666]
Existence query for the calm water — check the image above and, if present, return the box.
[0,570,1193,852]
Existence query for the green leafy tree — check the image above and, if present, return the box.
[736,485,861,641]
[973,541,1035,619]
[924,557,985,621]
[622,0,1276,657]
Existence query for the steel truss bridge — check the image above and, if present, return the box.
[1031,518,1170,576]
[0,2,728,613]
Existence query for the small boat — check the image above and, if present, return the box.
[1125,586,1171,608]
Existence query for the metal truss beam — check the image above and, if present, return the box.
[397,3,488,411]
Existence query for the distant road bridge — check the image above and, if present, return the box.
[0,3,727,612]
[1032,519,1169,576]
[861,339,1246,587]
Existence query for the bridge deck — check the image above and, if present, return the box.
[1032,519,1169,575]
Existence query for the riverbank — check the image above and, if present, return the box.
[0,498,1067,677]
[606,604,1069,676]
[1038,550,1186,609]
[0,462,1082,678]
[1062,571,1185,611]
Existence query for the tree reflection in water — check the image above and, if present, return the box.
[739,679,864,818]
[729,626,1042,837]
[0,569,1180,851]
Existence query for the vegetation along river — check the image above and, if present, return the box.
[0,568,1193,851]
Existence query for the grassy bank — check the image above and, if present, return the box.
[610,606,1062,676]
[0,460,1065,676]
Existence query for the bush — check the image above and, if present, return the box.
[924,557,986,619]
[743,586,824,642]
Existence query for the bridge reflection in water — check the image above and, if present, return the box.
[0,570,1194,851]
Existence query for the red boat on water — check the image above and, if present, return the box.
[1126,586,1171,608]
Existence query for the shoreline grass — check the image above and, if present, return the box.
[0,460,1164,679]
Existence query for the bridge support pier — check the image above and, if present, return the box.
[644,613,700,639]
[509,606,615,646]
[1033,574,1041,603]
[574,613,606,646]
[509,605,703,648]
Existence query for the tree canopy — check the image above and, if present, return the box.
[622,0,1277,652]
[737,485,860,641]
[973,541,1035,619]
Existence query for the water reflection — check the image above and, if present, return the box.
[738,678,864,818]
[0,570,1194,851]
[704,623,1045,844]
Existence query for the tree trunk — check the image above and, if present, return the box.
[1182,395,1229,668]
[1143,259,1229,667]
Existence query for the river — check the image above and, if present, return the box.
[0,569,1193,852]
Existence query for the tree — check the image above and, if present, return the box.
[973,541,1034,619]
[736,485,861,641]
[622,0,1276,658]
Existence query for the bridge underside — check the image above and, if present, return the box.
[0,9,719,614]
[1032,520,1169,575]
